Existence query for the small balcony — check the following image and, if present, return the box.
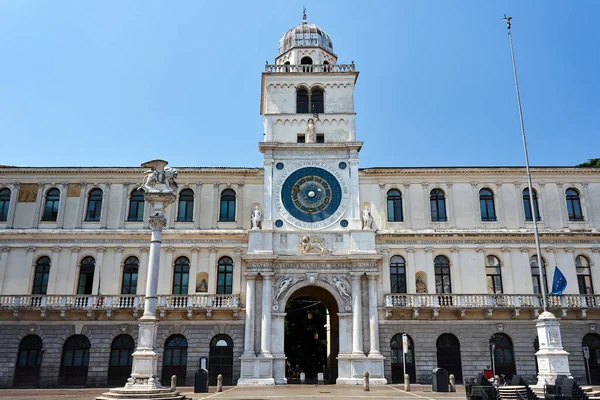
[265,63,356,73]
[383,293,600,319]
[0,293,240,319]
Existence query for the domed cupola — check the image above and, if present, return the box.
[275,10,338,65]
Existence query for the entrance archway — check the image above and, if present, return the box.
[583,333,600,384]
[436,333,462,383]
[209,334,233,386]
[284,286,339,384]
[13,335,43,387]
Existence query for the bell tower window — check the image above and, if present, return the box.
[300,56,313,65]
[311,89,324,114]
[297,87,325,114]
[296,89,309,113]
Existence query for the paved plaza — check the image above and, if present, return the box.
[0,385,469,400]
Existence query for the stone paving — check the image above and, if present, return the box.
[0,385,468,400]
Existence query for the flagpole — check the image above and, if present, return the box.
[502,15,548,312]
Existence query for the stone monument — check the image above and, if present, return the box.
[96,160,187,400]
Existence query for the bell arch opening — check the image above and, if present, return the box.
[284,285,339,384]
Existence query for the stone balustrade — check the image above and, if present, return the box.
[384,293,600,310]
[0,293,240,311]
[265,63,355,73]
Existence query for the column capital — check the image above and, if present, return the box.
[209,247,218,253]
[245,272,258,279]
[1,246,10,253]
[545,247,556,253]
[564,247,574,253]
[495,181,504,187]
[237,182,245,188]
[445,182,453,188]
[164,246,176,253]
[421,182,429,189]
[349,272,363,280]
[470,181,478,188]
[148,214,167,231]
[591,247,600,254]
[52,246,62,253]
[366,273,379,280]
[501,247,512,253]
[234,246,244,253]
[520,247,531,253]
[475,247,484,253]
[513,181,522,189]
[115,246,125,253]
[261,272,275,279]
[190,246,200,253]
[450,247,460,253]
[140,246,150,253]
[379,247,390,254]
[424,247,434,253]
[402,182,411,188]
[378,182,386,189]
[96,246,106,253]
[406,246,416,253]
[213,182,220,189]
[27,246,37,253]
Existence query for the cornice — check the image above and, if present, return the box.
[360,166,600,176]
[0,167,262,176]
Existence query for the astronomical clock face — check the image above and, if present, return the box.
[276,162,349,229]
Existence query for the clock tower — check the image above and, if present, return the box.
[241,13,385,386]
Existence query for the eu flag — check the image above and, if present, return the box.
[549,266,567,295]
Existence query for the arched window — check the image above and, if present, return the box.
[387,189,403,222]
[161,334,188,386]
[121,256,139,295]
[59,335,91,386]
[523,188,541,222]
[32,256,51,295]
[434,255,452,293]
[209,334,234,386]
[13,335,43,387]
[311,89,324,114]
[490,333,516,377]
[219,189,236,222]
[390,333,415,383]
[0,188,11,221]
[127,189,145,222]
[41,188,60,221]
[172,257,190,295]
[486,255,503,294]
[390,256,407,294]
[107,334,135,386]
[296,88,309,113]
[300,56,313,65]
[430,189,447,222]
[217,256,234,294]
[177,189,194,222]
[77,256,95,295]
[437,333,463,383]
[85,188,103,222]
[576,255,594,295]
[566,188,584,221]
[583,333,600,384]
[530,255,548,295]
[479,188,496,221]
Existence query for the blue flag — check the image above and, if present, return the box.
[549,266,567,295]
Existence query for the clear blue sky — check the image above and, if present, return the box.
[1,1,598,168]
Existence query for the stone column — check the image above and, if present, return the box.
[56,183,68,228]
[25,246,36,293]
[451,247,462,293]
[367,274,381,356]
[242,273,257,357]
[520,247,533,293]
[75,182,87,229]
[445,182,455,227]
[0,247,10,293]
[351,273,364,355]
[424,247,435,294]
[582,182,595,227]
[380,248,391,294]
[32,184,44,228]
[422,183,430,223]
[100,183,111,229]
[501,247,515,293]
[138,246,150,295]
[207,247,218,293]
[495,182,506,228]
[66,247,81,294]
[118,183,129,229]
[237,183,244,229]
[263,157,273,230]
[46,246,62,294]
[471,182,480,227]
[556,182,567,228]
[114,246,125,294]
[407,247,417,293]
[193,183,202,229]
[378,183,387,230]
[189,247,200,294]
[591,248,600,296]
[6,184,18,228]
[162,247,175,294]
[91,246,106,296]
[402,182,412,228]
[349,157,361,229]
[260,273,273,357]
[212,183,220,228]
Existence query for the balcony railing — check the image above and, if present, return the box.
[0,294,240,312]
[384,293,600,310]
[265,63,355,73]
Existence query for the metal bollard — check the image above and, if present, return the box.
[300,372,305,384]
[449,374,456,392]
[171,375,177,390]
[404,374,410,392]
[363,371,370,391]
[217,374,223,392]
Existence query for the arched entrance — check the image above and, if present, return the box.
[58,335,90,386]
[436,333,462,383]
[161,334,188,386]
[391,333,415,383]
[209,334,233,386]
[284,285,339,384]
[490,333,516,378]
[107,334,134,386]
[13,335,43,387]
[583,333,600,384]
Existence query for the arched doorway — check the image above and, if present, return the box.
[583,333,600,384]
[490,333,516,378]
[13,335,43,387]
[437,333,462,383]
[58,335,90,386]
[391,333,416,383]
[161,334,188,386]
[284,285,339,384]
[209,334,233,386]
[107,334,134,386]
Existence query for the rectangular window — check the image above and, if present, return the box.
[316,134,324,143]
[297,134,306,143]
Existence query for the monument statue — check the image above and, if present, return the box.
[305,118,316,143]
[251,206,262,230]
[362,205,374,229]
[299,235,329,255]
[416,275,427,293]
[140,159,178,194]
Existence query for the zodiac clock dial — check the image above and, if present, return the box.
[280,166,345,227]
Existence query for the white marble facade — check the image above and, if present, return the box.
[1,16,600,388]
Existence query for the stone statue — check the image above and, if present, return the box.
[332,277,351,300]
[299,235,328,255]
[416,275,427,293]
[362,206,373,230]
[251,206,262,230]
[140,159,178,194]
[305,118,316,143]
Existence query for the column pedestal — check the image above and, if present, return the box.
[532,311,572,390]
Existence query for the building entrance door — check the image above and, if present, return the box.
[284,286,339,384]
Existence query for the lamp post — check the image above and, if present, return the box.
[502,16,571,387]
[96,160,187,400]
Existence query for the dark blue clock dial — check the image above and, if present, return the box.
[281,167,342,223]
